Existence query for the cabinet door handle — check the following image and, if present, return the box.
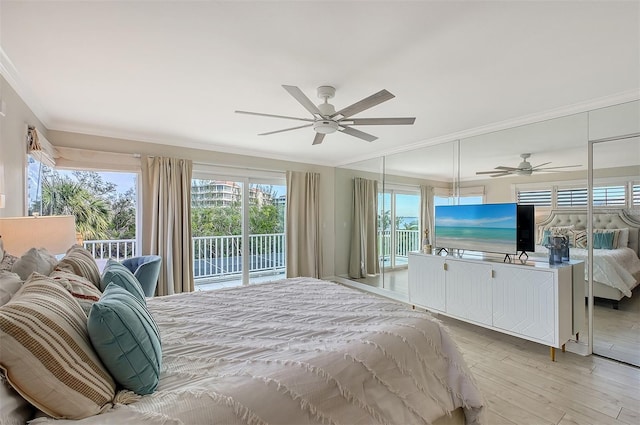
[491,269,495,278]
[443,263,448,271]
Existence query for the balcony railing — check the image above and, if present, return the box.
[84,239,137,261]
[378,229,421,264]
[84,233,286,282]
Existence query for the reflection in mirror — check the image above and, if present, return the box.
[335,141,457,298]
[589,100,640,366]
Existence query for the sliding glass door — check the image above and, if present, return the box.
[379,189,420,270]
[191,173,287,289]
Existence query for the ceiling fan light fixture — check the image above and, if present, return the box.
[313,120,339,134]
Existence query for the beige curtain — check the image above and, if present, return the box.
[286,171,321,278]
[349,177,379,278]
[420,185,434,246]
[142,156,194,295]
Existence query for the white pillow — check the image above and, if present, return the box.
[617,228,629,249]
[11,248,57,280]
[0,238,4,262]
[0,271,23,307]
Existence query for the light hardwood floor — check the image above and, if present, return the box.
[439,314,640,425]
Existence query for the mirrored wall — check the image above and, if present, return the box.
[335,100,639,365]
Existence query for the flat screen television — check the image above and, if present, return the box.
[516,204,535,253]
[435,203,519,255]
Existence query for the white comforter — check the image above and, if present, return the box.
[532,246,640,297]
[33,277,484,425]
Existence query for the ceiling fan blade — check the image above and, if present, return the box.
[341,117,416,126]
[235,110,314,122]
[332,89,395,119]
[339,126,378,142]
[312,133,325,145]
[476,170,511,175]
[495,166,519,171]
[534,165,582,171]
[530,162,552,169]
[258,123,313,136]
[490,172,511,178]
[282,85,323,117]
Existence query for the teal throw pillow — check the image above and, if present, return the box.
[87,283,162,395]
[540,229,551,246]
[100,259,145,302]
[593,231,615,249]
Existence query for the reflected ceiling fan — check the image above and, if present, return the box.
[235,85,416,145]
[476,153,582,177]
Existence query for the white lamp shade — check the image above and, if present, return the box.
[0,215,77,257]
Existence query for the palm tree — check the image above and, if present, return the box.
[41,175,111,240]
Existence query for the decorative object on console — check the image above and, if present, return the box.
[422,229,432,253]
[0,215,77,257]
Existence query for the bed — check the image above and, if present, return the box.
[532,209,640,305]
[1,252,484,425]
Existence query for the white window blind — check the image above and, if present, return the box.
[633,184,640,206]
[593,185,626,206]
[557,188,588,207]
[517,189,552,206]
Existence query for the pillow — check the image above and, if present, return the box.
[11,247,57,280]
[0,252,18,272]
[0,238,4,261]
[540,225,575,246]
[0,271,23,307]
[55,245,101,288]
[617,228,629,249]
[0,273,116,419]
[49,270,102,316]
[593,231,615,249]
[0,374,34,425]
[573,230,588,248]
[100,259,145,303]
[593,229,621,249]
[88,283,162,395]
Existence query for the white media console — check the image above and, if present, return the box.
[408,252,584,361]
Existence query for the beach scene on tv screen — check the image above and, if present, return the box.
[435,203,518,254]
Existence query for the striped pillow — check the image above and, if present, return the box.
[55,245,101,288]
[49,270,102,316]
[0,273,115,419]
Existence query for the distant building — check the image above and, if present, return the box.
[191,180,281,208]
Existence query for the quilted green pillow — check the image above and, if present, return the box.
[100,259,145,302]
[88,283,162,395]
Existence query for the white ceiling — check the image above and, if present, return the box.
[1,1,639,172]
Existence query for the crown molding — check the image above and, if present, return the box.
[335,89,640,168]
[0,48,51,127]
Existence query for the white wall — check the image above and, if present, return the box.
[0,75,48,217]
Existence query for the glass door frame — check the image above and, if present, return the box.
[587,131,640,356]
[379,185,420,271]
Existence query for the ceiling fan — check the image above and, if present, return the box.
[235,85,416,145]
[476,153,582,177]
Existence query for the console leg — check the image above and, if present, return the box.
[562,344,566,352]
[550,346,556,362]
[575,332,579,342]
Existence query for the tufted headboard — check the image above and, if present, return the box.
[537,209,640,257]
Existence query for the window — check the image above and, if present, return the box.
[517,189,552,206]
[593,185,626,206]
[557,188,587,207]
[27,156,139,260]
[634,183,640,206]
